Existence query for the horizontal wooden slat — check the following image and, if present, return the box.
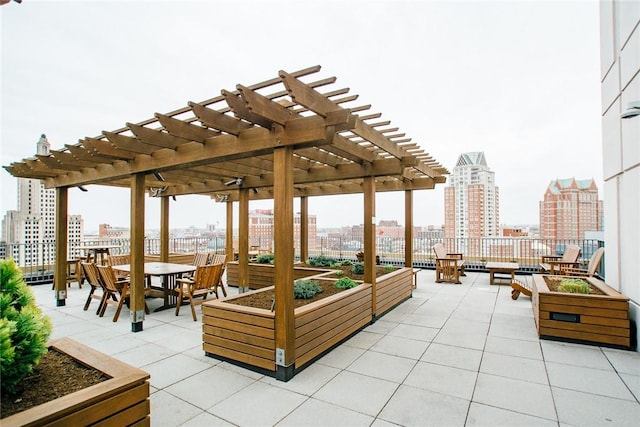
[206,335,274,360]
[539,294,629,310]
[90,399,150,427]
[297,309,371,357]
[539,319,629,337]
[296,297,371,346]
[203,324,275,349]
[203,342,275,371]
[539,303,628,319]
[539,328,630,347]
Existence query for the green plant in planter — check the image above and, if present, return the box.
[255,253,274,264]
[1,258,52,395]
[334,277,358,289]
[340,259,353,266]
[383,265,395,271]
[307,255,337,267]
[294,279,323,299]
[557,278,592,294]
[351,262,365,275]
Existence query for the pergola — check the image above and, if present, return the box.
[5,65,448,372]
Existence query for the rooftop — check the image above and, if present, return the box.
[33,270,640,426]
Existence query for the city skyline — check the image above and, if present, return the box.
[1,1,603,231]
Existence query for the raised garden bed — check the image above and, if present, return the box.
[202,267,413,376]
[532,274,630,349]
[1,337,150,427]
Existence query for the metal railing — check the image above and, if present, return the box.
[1,236,604,285]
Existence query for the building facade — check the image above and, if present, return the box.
[248,209,317,253]
[539,178,603,241]
[600,0,639,349]
[444,152,500,249]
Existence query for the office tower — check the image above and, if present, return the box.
[2,135,83,264]
[539,178,603,241]
[444,152,500,241]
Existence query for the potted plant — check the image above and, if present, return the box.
[0,259,151,425]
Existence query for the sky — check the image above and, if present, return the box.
[1,0,603,233]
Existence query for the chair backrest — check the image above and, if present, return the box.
[81,262,103,289]
[432,243,446,259]
[96,265,121,293]
[192,252,210,266]
[562,245,581,263]
[109,254,130,266]
[192,264,224,291]
[586,247,605,276]
[210,254,226,265]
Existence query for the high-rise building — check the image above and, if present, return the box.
[444,152,500,242]
[1,135,84,265]
[539,178,603,241]
[247,209,317,253]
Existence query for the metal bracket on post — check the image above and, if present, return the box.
[56,289,67,306]
[57,289,67,300]
[130,309,145,323]
[275,348,285,366]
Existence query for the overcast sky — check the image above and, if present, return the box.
[1,0,603,233]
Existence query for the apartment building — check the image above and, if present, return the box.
[248,209,317,252]
[539,177,603,241]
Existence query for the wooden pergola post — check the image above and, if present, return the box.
[299,196,308,263]
[130,173,146,332]
[54,187,68,306]
[160,196,169,263]
[238,188,249,293]
[363,176,376,318]
[225,200,233,259]
[274,146,295,381]
[405,190,413,268]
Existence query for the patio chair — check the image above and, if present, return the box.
[539,245,581,275]
[433,243,466,284]
[563,247,604,278]
[210,254,228,297]
[80,262,107,313]
[191,252,210,267]
[175,263,224,321]
[108,254,130,266]
[96,264,149,322]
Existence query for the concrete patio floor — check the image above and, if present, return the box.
[33,270,639,426]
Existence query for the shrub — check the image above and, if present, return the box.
[383,265,395,271]
[255,253,274,264]
[334,270,345,277]
[340,260,353,266]
[307,255,337,267]
[351,262,365,275]
[334,277,358,289]
[557,278,591,294]
[1,259,52,395]
[294,279,323,299]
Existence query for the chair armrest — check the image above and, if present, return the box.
[562,267,588,276]
[176,277,193,285]
[541,255,562,263]
[446,253,463,260]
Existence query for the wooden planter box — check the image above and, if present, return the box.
[2,337,150,427]
[202,267,413,376]
[532,274,630,349]
[225,262,334,289]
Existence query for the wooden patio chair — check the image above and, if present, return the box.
[96,264,149,322]
[563,247,604,278]
[108,254,130,266]
[539,244,581,275]
[80,262,107,313]
[210,254,228,297]
[433,243,466,284]
[175,263,224,321]
[192,252,210,267]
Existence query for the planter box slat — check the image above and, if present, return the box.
[203,342,275,371]
[295,285,372,329]
[295,293,372,339]
[2,338,150,427]
[296,309,372,358]
[203,325,275,349]
[539,303,628,319]
[539,319,630,337]
[203,306,274,329]
[90,400,150,427]
[203,314,275,339]
[205,335,275,360]
[532,275,630,348]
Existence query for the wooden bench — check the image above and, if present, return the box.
[511,278,532,300]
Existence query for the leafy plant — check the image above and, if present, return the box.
[294,279,323,299]
[1,258,52,395]
[351,262,365,275]
[340,260,353,266]
[307,255,337,267]
[255,253,274,264]
[333,270,345,277]
[383,265,395,271]
[557,278,591,294]
[334,277,358,289]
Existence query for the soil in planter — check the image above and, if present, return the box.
[1,348,108,418]
[321,265,396,279]
[231,282,347,310]
[543,276,605,295]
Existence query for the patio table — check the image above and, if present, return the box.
[114,262,196,311]
[485,262,519,285]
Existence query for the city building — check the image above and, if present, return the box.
[1,135,84,265]
[98,223,130,239]
[600,0,639,348]
[247,209,317,253]
[539,177,603,241]
[444,152,500,255]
